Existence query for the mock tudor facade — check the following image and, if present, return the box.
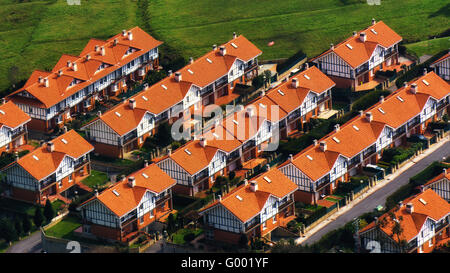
[81,34,262,158]
[1,130,93,204]
[359,189,450,253]
[6,27,162,133]
[312,19,402,90]
[430,52,450,81]
[79,163,176,242]
[0,101,31,153]
[199,168,297,245]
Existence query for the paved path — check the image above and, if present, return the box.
[299,138,450,246]
[6,231,42,253]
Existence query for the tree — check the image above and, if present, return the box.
[0,218,18,243]
[251,74,264,90]
[166,213,176,234]
[22,214,32,234]
[43,200,55,223]
[239,233,249,249]
[14,217,23,237]
[33,207,45,228]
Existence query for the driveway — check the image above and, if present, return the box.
[300,140,450,246]
[6,231,42,253]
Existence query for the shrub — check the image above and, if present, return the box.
[183,232,196,243]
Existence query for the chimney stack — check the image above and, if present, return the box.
[95,189,99,197]
[406,203,414,214]
[189,57,194,64]
[44,78,49,87]
[410,83,418,94]
[380,95,384,103]
[360,32,367,42]
[58,70,63,77]
[365,112,373,122]
[168,148,172,156]
[403,82,408,88]
[423,68,428,75]
[38,76,43,84]
[67,61,72,68]
[100,46,105,56]
[330,43,334,50]
[168,70,173,76]
[266,164,270,171]
[304,63,309,70]
[122,29,127,37]
[359,110,364,117]
[95,45,100,52]
[212,44,217,51]
[319,141,327,152]
[218,194,222,202]
[398,201,403,208]
[372,18,376,25]
[47,141,55,152]
[175,72,182,82]
[63,126,68,133]
[233,32,237,39]
[72,62,78,72]
[353,31,357,37]
[444,168,448,175]
[15,151,19,161]
[334,124,340,132]
[129,98,136,109]
[250,181,258,192]
[219,46,226,56]
[128,176,136,188]
[289,154,293,162]
[291,78,299,88]
[144,160,149,167]
[97,111,102,117]
[199,137,207,147]
[86,54,91,61]
[128,31,133,41]
[313,139,318,146]
[244,179,248,186]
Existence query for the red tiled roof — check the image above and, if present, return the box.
[201,168,297,222]
[93,164,176,217]
[7,27,162,108]
[0,101,31,129]
[313,21,402,68]
[10,130,93,181]
[360,189,450,242]
[431,52,450,66]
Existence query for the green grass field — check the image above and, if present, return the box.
[0,0,448,96]
[81,170,109,188]
[45,216,81,239]
[405,37,450,58]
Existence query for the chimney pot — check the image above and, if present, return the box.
[406,203,414,214]
[128,176,136,188]
[250,181,258,192]
[372,18,376,25]
[199,137,207,147]
[233,32,237,39]
[129,98,136,109]
[175,72,182,82]
[86,54,91,61]
[72,62,78,71]
[219,46,226,56]
[212,44,217,51]
[319,141,327,152]
[67,61,72,68]
[38,76,43,84]
[365,112,373,122]
[291,78,299,88]
[128,31,133,41]
[101,46,105,56]
[330,43,334,50]
[47,141,55,152]
[410,83,418,94]
[95,45,99,52]
[44,78,49,87]
[360,32,367,42]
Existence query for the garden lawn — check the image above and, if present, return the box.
[51,199,66,212]
[405,37,450,58]
[147,0,449,61]
[171,228,203,245]
[80,170,109,189]
[45,216,81,239]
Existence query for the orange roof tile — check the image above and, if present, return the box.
[0,101,31,129]
[201,168,296,222]
[431,52,450,66]
[313,21,402,68]
[94,164,176,217]
[169,140,219,175]
[7,27,162,108]
[11,130,93,181]
[360,189,450,242]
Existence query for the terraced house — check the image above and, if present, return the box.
[1,130,94,204]
[359,189,450,253]
[0,100,31,153]
[278,71,450,204]
[312,19,402,91]
[156,105,274,196]
[199,168,297,245]
[430,51,450,81]
[251,65,335,138]
[81,34,262,158]
[79,163,176,242]
[423,168,450,202]
[6,27,162,133]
